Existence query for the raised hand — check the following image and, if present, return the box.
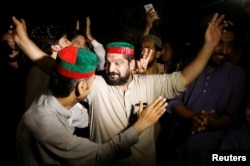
[204,13,228,48]
[86,16,94,41]
[142,9,159,36]
[146,9,159,28]
[135,48,153,73]
[11,16,56,73]
[11,17,28,45]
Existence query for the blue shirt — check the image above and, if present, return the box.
[166,62,247,166]
[168,62,246,121]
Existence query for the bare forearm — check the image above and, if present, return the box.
[181,13,226,86]
[181,43,214,86]
[174,104,195,120]
[142,26,151,37]
[12,16,55,74]
[16,35,55,74]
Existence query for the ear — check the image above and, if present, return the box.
[76,81,87,96]
[51,44,61,52]
[130,59,136,71]
[156,51,162,59]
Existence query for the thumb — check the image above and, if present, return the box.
[138,101,143,116]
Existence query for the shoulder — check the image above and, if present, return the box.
[94,75,106,83]
[224,62,246,78]
[224,62,245,73]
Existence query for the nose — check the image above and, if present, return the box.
[220,43,231,55]
[221,45,227,54]
[107,63,116,72]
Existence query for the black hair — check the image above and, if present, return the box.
[49,70,87,98]
[67,29,91,49]
[30,25,67,55]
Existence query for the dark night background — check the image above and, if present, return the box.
[1,0,250,165]
[1,0,248,46]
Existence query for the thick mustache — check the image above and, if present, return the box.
[215,53,226,57]
[108,72,119,76]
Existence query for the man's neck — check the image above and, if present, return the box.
[120,74,133,91]
[146,63,159,74]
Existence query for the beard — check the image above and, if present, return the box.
[208,54,227,68]
[208,58,221,68]
[104,70,131,86]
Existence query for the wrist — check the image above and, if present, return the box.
[88,38,95,43]
[133,121,144,134]
[145,24,152,29]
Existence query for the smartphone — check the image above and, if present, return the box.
[144,3,155,12]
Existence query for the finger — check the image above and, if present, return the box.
[152,97,167,112]
[12,16,18,26]
[8,26,13,34]
[20,18,27,30]
[198,116,207,125]
[156,108,166,120]
[210,13,218,23]
[216,14,225,26]
[151,103,167,121]
[202,109,215,117]
[210,13,219,25]
[146,49,153,61]
[192,115,204,126]
[138,101,143,116]
[142,48,148,58]
[76,20,80,30]
[136,61,142,70]
[158,106,167,115]
[140,48,145,57]
[148,96,164,108]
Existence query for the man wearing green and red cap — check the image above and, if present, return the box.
[16,46,167,166]
[12,13,227,166]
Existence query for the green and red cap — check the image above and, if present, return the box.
[106,42,134,56]
[56,46,98,79]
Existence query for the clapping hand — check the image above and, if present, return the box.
[191,110,215,135]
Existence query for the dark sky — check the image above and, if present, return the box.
[1,0,247,45]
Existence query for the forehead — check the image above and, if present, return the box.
[72,35,86,41]
[1,33,13,41]
[141,40,154,47]
[220,31,235,42]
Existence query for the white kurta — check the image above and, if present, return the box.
[86,72,185,166]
